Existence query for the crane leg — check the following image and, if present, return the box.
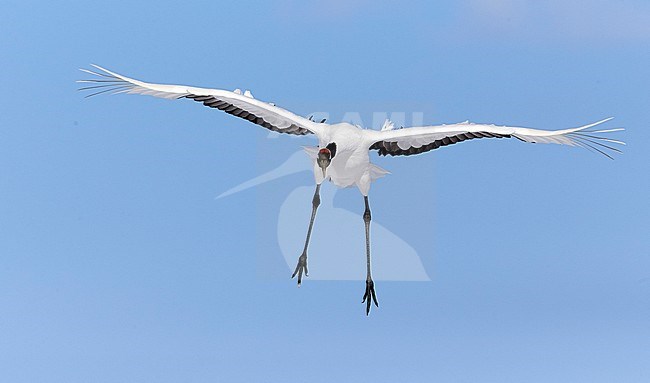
[291,184,321,286]
[362,195,379,315]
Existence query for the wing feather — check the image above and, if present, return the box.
[78,65,322,136]
[367,118,624,159]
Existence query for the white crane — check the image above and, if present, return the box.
[79,65,624,315]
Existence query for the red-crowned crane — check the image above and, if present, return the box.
[79,65,624,315]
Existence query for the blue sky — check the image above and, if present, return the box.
[1,1,649,382]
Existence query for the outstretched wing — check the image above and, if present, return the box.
[367,118,624,159]
[78,65,322,136]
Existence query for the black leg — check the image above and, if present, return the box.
[361,196,379,315]
[291,184,321,286]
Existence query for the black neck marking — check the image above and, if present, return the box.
[326,142,337,158]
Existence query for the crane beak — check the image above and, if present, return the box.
[317,148,331,178]
[320,165,327,178]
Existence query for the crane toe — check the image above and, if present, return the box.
[291,253,308,286]
[362,278,379,315]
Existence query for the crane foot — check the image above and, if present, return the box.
[362,278,379,315]
[291,253,308,287]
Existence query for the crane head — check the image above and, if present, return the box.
[317,148,331,178]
